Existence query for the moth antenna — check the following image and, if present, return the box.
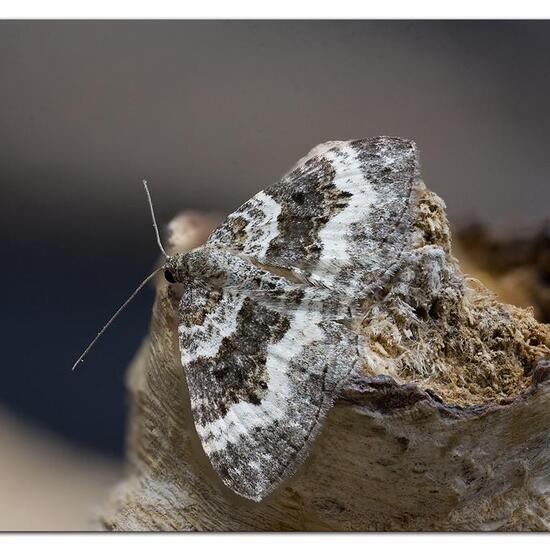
[72,267,163,371]
[142,179,169,259]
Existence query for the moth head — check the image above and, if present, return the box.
[163,248,219,284]
[163,254,187,284]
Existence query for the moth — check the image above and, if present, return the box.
[75,137,419,501]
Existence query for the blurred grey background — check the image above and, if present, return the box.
[1,20,549,458]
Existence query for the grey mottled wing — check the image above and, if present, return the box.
[179,138,418,500]
[178,255,360,501]
[207,137,419,296]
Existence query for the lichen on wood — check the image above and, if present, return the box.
[361,185,550,406]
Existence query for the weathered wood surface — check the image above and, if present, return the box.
[100,189,550,531]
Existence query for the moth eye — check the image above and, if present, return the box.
[164,269,176,283]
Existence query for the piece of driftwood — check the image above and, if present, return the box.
[100,174,550,531]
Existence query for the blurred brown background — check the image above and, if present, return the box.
[0,20,549,529]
